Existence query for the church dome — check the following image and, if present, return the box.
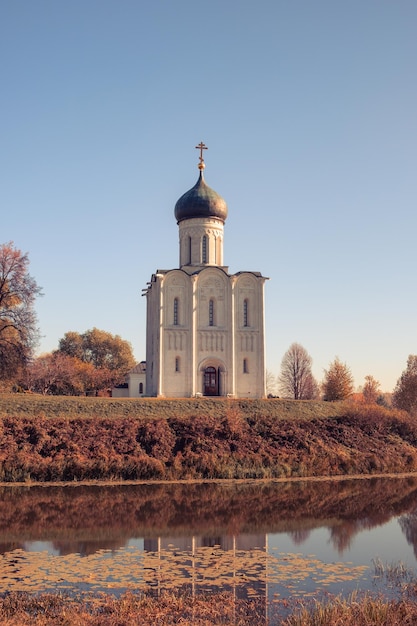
[174,169,228,224]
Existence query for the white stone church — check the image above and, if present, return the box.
[142,143,268,398]
[113,144,267,398]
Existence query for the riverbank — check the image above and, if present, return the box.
[2,588,417,625]
[0,395,416,482]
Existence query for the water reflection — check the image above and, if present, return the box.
[0,477,417,599]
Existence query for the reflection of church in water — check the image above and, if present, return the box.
[144,143,268,398]
[144,534,268,601]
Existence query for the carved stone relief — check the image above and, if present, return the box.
[239,332,255,352]
[199,278,225,301]
[169,277,186,287]
[166,330,186,351]
[198,331,225,352]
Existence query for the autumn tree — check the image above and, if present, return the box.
[392,355,417,414]
[57,328,135,392]
[278,343,319,400]
[0,242,42,379]
[362,375,381,404]
[322,357,354,401]
[25,352,97,395]
[56,331,84,360]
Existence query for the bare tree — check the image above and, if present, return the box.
[266,369,278,397]
[322,357,354,401]
[0,242,42,379]
[278,343,318,399]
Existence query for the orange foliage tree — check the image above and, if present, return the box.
[26,353,97,395]
[362,375,381,404]
[24,329,136,396]
[322,357,354,401]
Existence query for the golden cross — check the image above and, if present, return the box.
[195,141,208,165]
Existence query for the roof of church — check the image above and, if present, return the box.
[174,167,228,224]
[129,361,146,374]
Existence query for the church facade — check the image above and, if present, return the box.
[144,144,267,398]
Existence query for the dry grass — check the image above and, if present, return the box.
[283,593,417,625]
[1,590,417,625]
[0,590,266,625]
[0,394,345,421]
[0,396,416,482]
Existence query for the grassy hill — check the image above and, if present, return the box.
[0,394,345,420]
[0,394,416,483]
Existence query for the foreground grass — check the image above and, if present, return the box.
[0,395,417,482]
[0,591,265,625]
[1,590,417,625]
[283,593,417,626]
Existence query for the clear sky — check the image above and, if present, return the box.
[1,1,416,392]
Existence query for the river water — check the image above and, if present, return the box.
[0,476,417,605]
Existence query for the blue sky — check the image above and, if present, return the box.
[1,1,416,392]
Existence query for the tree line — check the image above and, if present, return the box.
[0,242,135,395]
[1,241,417,410]
[269,342,384,405]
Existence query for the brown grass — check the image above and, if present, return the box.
[1,590,417,625]
[283,593,417,626]
[0,590,266,625]
[0,394,345,420]
[0,396,416,483]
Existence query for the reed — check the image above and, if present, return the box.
[1,589,417,625]
[282,592,417,626]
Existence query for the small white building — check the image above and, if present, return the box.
[143,144,268,398]
[112,361,146,398]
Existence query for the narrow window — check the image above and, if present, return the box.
[209,299,215,326]
[202,235,208,263]
[243,358,249,374]
[243,299,249,327]
[173,298,179,325]
[175,356,180,372]
[139,382,143,394]
[187,236,192,264]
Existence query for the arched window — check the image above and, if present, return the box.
[243,299,249,327]
[139,382,143,394]
[202,235,208,263]
[187,236,192,264]
[209,299,215,326]
[175,356,180,372]
[243,358,249,374]
[173,298,179,325]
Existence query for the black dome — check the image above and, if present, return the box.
[174,170,228,223]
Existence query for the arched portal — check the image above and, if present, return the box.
[203,366,218,396]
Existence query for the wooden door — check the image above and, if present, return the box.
[204,367,218,396]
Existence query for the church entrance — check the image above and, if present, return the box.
[203,366,218,396]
